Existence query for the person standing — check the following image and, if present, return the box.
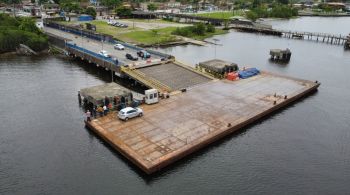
[104,96,110,107]
[86,110,91,122]
[92,106,97,118]
[78,91,82,105]
[103,105,107,115]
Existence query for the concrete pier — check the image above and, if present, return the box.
[85,72,320,174]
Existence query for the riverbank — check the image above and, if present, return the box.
[0,14,48,54]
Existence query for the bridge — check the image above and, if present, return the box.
[44,20,214,93]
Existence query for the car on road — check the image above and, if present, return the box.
[137,50,151,59]
[118,107,143,121]
[125,53,138,61]
[114,43,125,50]
[99,50,110,58]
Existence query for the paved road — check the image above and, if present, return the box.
[44,27,163,65]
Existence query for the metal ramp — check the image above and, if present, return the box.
[121,66,172,93]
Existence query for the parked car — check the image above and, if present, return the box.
[99,50,110,58]
[114,43,125,50]
[126,53,138,61]
[137,50,151,58]
[118,107,143,121]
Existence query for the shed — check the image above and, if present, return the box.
[80,83,132,106]
[198,59,238,78]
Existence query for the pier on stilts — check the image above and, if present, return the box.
[230,25,348,46]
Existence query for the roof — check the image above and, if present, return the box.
[120,107,134,112]
[80,83,131,104]
[199,59,237,69]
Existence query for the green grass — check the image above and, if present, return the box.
[193,11,244,19]
[119,26,228,45]
[118,27,179,45]
[120,18,178,24]
[89,21,139,36]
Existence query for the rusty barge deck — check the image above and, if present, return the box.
[86,71,320,174]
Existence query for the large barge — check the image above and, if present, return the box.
[85,71,320,174]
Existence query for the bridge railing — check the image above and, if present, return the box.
[66,42,119,66]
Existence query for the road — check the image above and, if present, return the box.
[44,27,163,66]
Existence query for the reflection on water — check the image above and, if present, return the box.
[1,17,350,194]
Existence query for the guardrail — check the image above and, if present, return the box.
[66,42,119,65]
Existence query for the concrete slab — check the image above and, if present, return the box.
[86,72,320,174]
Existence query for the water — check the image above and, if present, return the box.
[1,17,350,194]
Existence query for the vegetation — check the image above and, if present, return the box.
[115,6,132,18]
[0,14,48,54]
[84,7,97,19]
[100,0,121,10]
[246,5,298,21]
[193,11,244,19]
[147,3,158,12]
[172,23,227,40]
[118,27,179,46]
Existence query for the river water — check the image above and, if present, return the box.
[1,17,350,194]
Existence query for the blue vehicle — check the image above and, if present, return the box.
[137,50,151,59]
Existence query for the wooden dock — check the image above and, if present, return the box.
[230,25,348,46]
[85,71,320,174]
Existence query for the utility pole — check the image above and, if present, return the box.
[213,38,219,59]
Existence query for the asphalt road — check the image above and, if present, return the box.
[44,27,163,66]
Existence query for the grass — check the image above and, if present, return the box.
[89,21,140,36]
[118,27,179,45]
[193,11,245,19]
[120,18,178,24]
[58,20,228,45]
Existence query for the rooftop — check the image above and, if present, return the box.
[80,83,131,104]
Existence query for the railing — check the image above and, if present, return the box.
[66,42,119,65]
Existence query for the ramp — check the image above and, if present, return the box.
[137,62,213,91]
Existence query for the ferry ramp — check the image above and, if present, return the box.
[136,62,213,91]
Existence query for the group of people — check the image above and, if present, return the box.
[85,96,112,121]
[79,91,132,122]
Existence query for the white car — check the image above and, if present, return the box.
[118,107,143,121]
[114,43,125,50]
[99,50,110,58]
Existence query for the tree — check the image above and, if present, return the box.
[101,0,121,9]
[147,3,158,12]
[276,0,289,5]
[115,6,132,17]
[84,7,96,19]
[18,18,40,34]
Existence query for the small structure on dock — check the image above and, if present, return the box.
[270,48,292,62]
[197,59,239,79]
[80,83,133,107]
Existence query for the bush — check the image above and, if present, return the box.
[193,23,206,36]
[206,24,215,33]
[172,23,217,38]
[84,7,97,19]
[115,6,132,18]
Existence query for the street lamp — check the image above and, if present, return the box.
[213,38,219,59]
